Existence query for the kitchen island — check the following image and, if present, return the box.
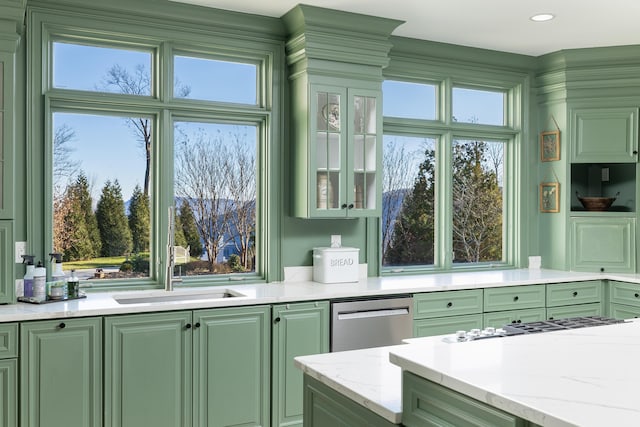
[296,318,640,427]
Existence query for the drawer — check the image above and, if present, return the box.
[484,285,545,312]
[546,303,602,320]
[610,303,640,319]
[610,281,640,307]
[402,371,522,427]
[413,290,483,319]
[0,323,18,359]
[483,307,546,328]
[546,280,602,307]
[413,314,483,338]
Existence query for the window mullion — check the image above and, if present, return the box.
[436,132,453,268]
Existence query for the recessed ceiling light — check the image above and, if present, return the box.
[530,13,555,22]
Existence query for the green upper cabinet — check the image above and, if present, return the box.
[570,105,639,163]
[0,221,14,303]
[571,216,636,273]
[20,317,102,427]
[272,301,329,427]
[282,5,402,218]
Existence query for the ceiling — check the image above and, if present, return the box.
[171,0,640,56]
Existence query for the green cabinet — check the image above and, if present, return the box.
[0,221,13,303]
[402,371,538,427]
[483,286,546,327]
[545,280,603,319]
[272,301,329,427]
[194,306,270,427]
[609,281,640,319]
[21,317,102,427]
[483,308,546,328]
[303,375,397,427]
[570,216,636,272]
[105,306,270,427]
[0,51,16,219]
[0,323,17,427]
[413,290,483,337]
[291,82,382,218]
[570,106,639,163]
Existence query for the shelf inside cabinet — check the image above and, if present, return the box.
[571,163,636,212]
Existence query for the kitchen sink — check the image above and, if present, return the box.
[114,289,245,304]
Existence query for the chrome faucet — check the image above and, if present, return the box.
[166,206,182,291]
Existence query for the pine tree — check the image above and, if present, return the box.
[174,213,188,248]
[96,180,133,257]
[73,173,101,258]
[385,148,436,265]
[128,185,150,253]
[179,200,203,258]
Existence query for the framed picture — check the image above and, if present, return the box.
[540,130,560,162]
[540,182,560,213]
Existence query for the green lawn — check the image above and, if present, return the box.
[63,254,149,271]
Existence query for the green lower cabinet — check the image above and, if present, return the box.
[610,303,640,319]
[303,375,398,427]
[21,317,102,427]
[104,306,270,427]
[104,311,193,427]
[0,222,14,303]
[272,301,329,427]
[193,305,270,427]
[413,314,483,338]
[546,303,602,320]
[0,359,16,427]
[402,371,539,427]
[483,308,546,328]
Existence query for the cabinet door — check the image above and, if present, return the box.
[272,301,329,427]
[104,311,192,427]
[413,314,483,338]
[484,285,546,312]
[194,305,270,427]
[414,289,483,319]
[0,359,16,427]
[610,303,640,319]
[0,221,13,303]
[546,303,602,320]
[21,317,102,427]
[483,308,547,328]
[571,106,638,163]
[347,88,381,217]
[571,217,635,272]
[546,281,602,307]
[0,55,15,219]
[309,84,348,218]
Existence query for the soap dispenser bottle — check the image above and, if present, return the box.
[49,253,67,299]
[33,261,47,302]
[21,255,36,297]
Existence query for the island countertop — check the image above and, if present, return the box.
[389,318,640,427]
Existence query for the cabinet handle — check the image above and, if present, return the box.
[58,322,66,329]
[572,291,578,297]
[513,296,519,302]
[341,204,348,209]
[274,317,281,324]
[194,322,201,329]
[446,302,453,308]
[185,323,192,329]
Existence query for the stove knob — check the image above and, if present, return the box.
[469,328,481,337]
[496,328,506,335]
[483,327,496,335]
[455,330,467,340]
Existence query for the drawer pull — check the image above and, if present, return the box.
[635,293,639,298]
[446,302,453,308]
[513,296,519,302]
[58,322,66,329]
[572,291,578,297]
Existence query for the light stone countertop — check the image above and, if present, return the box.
[389,319,640,427]
[1,268,639,322]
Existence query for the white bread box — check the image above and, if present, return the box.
[312,247,359,283]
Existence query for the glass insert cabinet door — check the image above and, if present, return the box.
[315,88,343,211]
[351,93,378,211]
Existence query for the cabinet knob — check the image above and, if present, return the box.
[274,317,281,324]
[348,203,354,209]
[517,319,522,323]
[511,320,517,324]
[600,268,605,272]
[634,150,638,155]
[572,291,578,297]
[194,322,201,329]
[513,296,519,302]
[446,302,453,308]
[58,322,66,329]
[635,293,639,298]
[341,204,348,209]
[549,317,554,320]
[185,323,192,329]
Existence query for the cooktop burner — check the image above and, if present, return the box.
[446,316,626,343]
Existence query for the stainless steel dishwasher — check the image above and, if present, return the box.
[331,296,413,352]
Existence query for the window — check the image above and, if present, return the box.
[32,9,276,287]
[382,80,436,120]
[383,78,518,272]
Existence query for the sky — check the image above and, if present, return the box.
[52,42,503,203]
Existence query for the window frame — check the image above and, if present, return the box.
[381,73,523,274]
[27,6,281,289]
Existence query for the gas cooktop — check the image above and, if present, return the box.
[445,316,626,343]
